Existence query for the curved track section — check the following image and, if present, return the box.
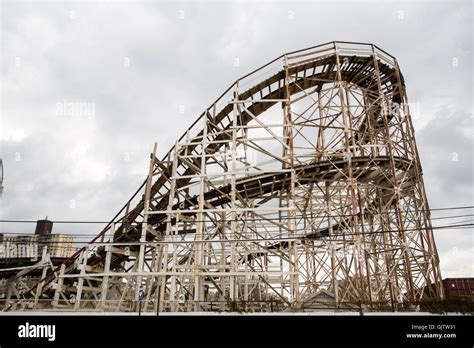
[14,41,443,313]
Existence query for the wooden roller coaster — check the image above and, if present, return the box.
[6,41,444,312]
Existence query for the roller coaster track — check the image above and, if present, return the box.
[113,52,401,242]
[84,46,404,267]
[12,41,443,312]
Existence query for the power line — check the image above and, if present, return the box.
[0,223,471,246]
[0,205,473,224]
[0,212,473,237]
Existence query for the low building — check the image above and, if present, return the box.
[0,219,76,268]
[442,278,474,299]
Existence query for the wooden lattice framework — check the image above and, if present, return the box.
[9,41,444,312]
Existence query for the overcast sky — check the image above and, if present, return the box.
[0,0,472,278]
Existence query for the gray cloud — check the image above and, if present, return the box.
[0,0,472,277]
